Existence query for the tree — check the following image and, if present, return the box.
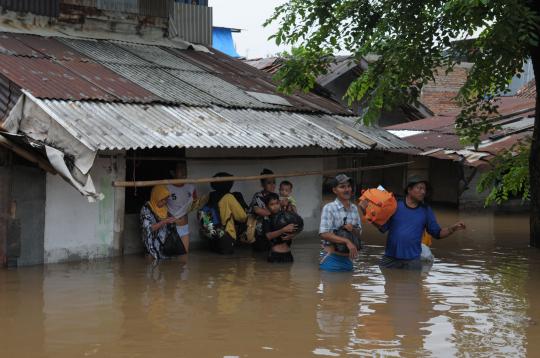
[266,0,540,247]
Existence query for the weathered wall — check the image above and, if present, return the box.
[43,155,124,264]
[420,63,472,115]
[12,165,46,266]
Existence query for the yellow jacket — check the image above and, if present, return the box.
[218,193,247,239]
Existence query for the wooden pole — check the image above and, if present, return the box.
[0,135,57,174]
[113,161,414,188]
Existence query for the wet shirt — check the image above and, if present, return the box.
[319,199,362,252]
[380,200,441,260]
[167,184,196,218]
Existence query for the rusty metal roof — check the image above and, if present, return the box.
[59,60,160,103]
[13,34,92,62]
[101,63,227,106]
[385,96,536,166]
[516,79,536,99]
[0,54,116,101]
[0,31,351,113]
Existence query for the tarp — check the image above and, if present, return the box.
[212,27,240,58]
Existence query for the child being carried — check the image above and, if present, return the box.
[263,193,303,263]
[279,180,297,213]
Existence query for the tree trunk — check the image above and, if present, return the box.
[529,43,540,248]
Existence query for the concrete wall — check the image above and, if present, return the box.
[43,155,125,264]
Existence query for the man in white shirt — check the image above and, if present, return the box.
[167,162,197,253]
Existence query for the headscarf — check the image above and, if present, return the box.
[208,172,234,208]
[149,185,170,220]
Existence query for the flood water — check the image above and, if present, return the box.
[1,209,540,357]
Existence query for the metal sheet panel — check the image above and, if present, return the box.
[13,34,91,61]
[174,47,351,114]
[139,0,170,18]
[28,99,411,151]
[166,69,276,109]
[58,37,151,65]
[0,54,115,101]
[172,2,212,46]
[114,41,204,71]
[0,0,59,17]
[96,0,138,14]
[102,63,224,106]
[59,60,161,102]
[0,33,43,57]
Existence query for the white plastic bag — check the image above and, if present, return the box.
[421,243,434,262]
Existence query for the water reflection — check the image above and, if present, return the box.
[0,210,539,357]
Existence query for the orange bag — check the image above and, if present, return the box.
[358,188,398,226]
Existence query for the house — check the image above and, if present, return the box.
[0,3,411,267]
[384,93,536,208]
[245,56,434,126]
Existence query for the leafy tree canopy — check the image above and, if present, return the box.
[265,0,539,205]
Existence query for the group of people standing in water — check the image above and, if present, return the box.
[140,163,466,271]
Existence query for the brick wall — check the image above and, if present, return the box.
[420,64,471,115]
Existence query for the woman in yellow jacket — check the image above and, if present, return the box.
[200,172,248,254]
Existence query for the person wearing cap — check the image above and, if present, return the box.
[319,174,362,272]
[359,175,465,269]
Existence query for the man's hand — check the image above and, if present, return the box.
[452,222,466,232]
[281,224,297,234]
[358,199,369,214]
[346,240,358,259]
[343,223,354,232]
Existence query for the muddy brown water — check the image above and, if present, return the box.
[1,209,540,357]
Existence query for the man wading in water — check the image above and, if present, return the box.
[319,174,362,272]
[360,175,466,269]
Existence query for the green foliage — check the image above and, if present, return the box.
[477,139,531,205]
[266,0,539,203]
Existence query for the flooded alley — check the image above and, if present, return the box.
[1,209,539,357]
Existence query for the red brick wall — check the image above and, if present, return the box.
[421,64,470,115]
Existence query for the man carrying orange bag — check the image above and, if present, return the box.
[359,176,466,269]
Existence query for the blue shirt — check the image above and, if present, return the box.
[380,200,441,260]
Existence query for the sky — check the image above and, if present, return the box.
[209,0,290,59]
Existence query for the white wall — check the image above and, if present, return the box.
[186,148,324,243]
[44,156,125,264]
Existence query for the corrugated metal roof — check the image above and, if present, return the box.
[0,0,60,17]
[29,98,409,151]
[101,63,225,106]
[14,34,91,61]
[113,41,205,71]
[58,37,151,65]
[0,33,43,57]
[174,48,351,114]
[0,54,115,101]
[166,69,278,109]
[0,31,351,113]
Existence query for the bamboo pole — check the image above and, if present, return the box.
[0,135,57,174]
[113,161,414,188]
